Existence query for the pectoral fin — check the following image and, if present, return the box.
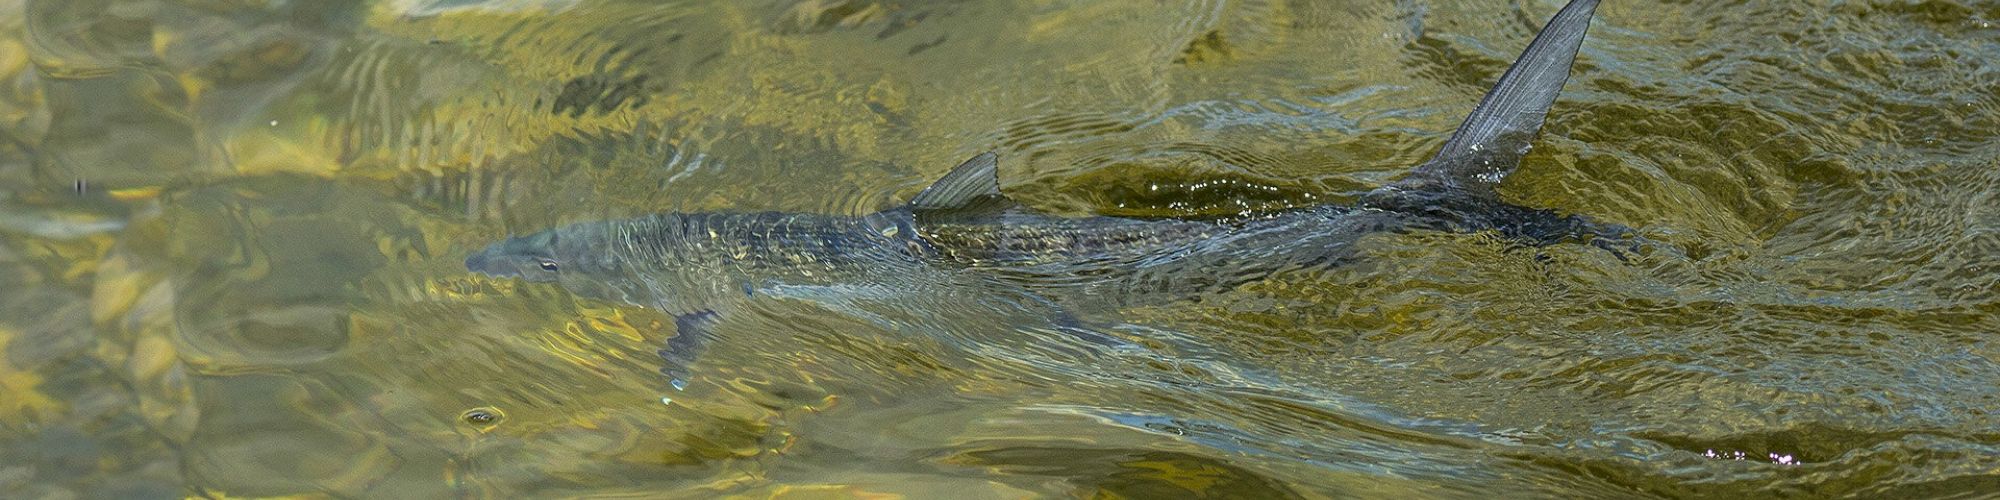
[659,310,721,391]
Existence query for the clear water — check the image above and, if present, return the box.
[3,0,1999,497]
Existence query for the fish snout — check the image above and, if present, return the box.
[463,247,519,278]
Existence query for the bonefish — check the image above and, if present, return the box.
[468,0,1624,387]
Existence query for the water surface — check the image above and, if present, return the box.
[3,0,1999,497]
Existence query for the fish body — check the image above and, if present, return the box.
[467,0,1619,385]
[464,210,936,315]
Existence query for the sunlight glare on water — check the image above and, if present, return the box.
[2,0,1999,497]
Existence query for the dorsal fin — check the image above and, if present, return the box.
[910,152,1018,211]
[1389,0,1599,197]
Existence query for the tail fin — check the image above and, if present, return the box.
[1387,0,1599,197]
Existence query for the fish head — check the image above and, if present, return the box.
[464,229,571,283]
[465,221,681,309]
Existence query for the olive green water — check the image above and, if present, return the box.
[3,0,1999,497]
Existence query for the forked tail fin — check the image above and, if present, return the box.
[1386,0,1600,198]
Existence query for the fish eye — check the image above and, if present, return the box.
[536,259,559,272]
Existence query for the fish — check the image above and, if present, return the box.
[467,0,1625,388]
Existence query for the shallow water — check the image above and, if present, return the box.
[3,0,1999,497]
